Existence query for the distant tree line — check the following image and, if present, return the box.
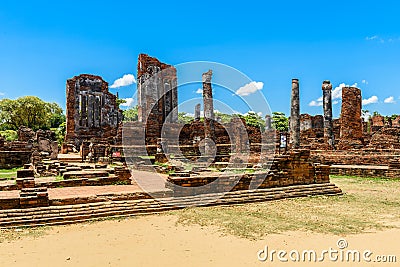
[122,105,291,132]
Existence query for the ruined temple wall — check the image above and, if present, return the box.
[309,149,400,166]
[299,114,329,150]
[137,54,177,125]
[167,149,332,196]
[338,87,363,149]
[65,74,122,147]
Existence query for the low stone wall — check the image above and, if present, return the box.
[0,183,342,228]
[0,198,20,209]
[330,165,389,178]
[310,149,400,166]
[167,149,331,196]
[330,164,400,178]
[0,151,31,169]
[49,191,165,206]
[37,176,130,188]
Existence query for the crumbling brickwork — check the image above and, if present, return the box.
[371,115,385,133]
[166,149,332,196]
[65,74,122,148]
[338,87,363,149]
[290,79,300,148]
[137,54,178,124]
[0,126,58,168]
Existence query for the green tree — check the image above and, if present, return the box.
[123,106,138,122]
[116,98,127,107]
[0,96,64,131]
[54,122,66,145]
[214,111,233,123]
[239,111,265,131]
[372,111,381,117]
[272,112,289,132]
[48,102,66,128]
[0,130,18,141]
[178,112,194,124]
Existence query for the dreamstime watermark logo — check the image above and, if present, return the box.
[122,61,275,206]
[257,238,397,263]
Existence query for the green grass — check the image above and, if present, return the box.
[54,175,64,181]
[0,167,22,179]
[171,175,400,240]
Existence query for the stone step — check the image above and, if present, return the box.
[0,184,342,228]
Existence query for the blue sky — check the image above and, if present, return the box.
[1,0,400,118]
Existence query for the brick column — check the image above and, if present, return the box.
[322,80,334,149]
[202,70,216,157]
[290,78,300,149]
[194,103,201,121]
[265,115,272,130]
[338,86,363,149]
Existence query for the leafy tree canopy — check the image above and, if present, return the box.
[238,111,265,131]
[272,111,289,132]
[178,112,194,124]
[0,96,64,131]
[0,130,18,141]
[123,106,138,122]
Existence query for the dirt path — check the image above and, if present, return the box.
[0,214,399,267]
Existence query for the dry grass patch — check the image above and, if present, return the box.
[172,176,400,239]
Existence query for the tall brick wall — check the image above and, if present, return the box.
[338,87,363,149]
[137,54,178,125]
[65,74,122,148]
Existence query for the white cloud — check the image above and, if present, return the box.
[365,35,400,44]
[362,79,368,85]
[110,74,136,88]
[119,97,134,107]
[195,88,203,94]
[0,92,4,96]
[362,96,378,105]
[235,81,264,96]
[384,96,396,104]
[366,35,379,41]
[309,82,358,107]
[366,35,385,43]
[308,100,323,107]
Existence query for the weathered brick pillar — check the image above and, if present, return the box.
[290,78,300,149]
[202,70,216,157]
[194,103,201,121]
[171,77,178,123]
[338,86,363,149]
[322,80,334,149]
[265,115,272,130]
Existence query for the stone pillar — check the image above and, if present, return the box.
[171,77,178,123]
[322,80,334,149]
[338,86,363,149]
[265,115,272,130]
[195,104,201,121]
[202,70,216,158]
[290,78,300,149]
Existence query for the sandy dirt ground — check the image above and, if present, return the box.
[0,215,399,267]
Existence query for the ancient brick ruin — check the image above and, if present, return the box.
[0,54,348,221]
[137,54,178,124]
[0,126,58,169]
[290,79,300,148]
[65,74,122,149]
[338,86,363,149]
